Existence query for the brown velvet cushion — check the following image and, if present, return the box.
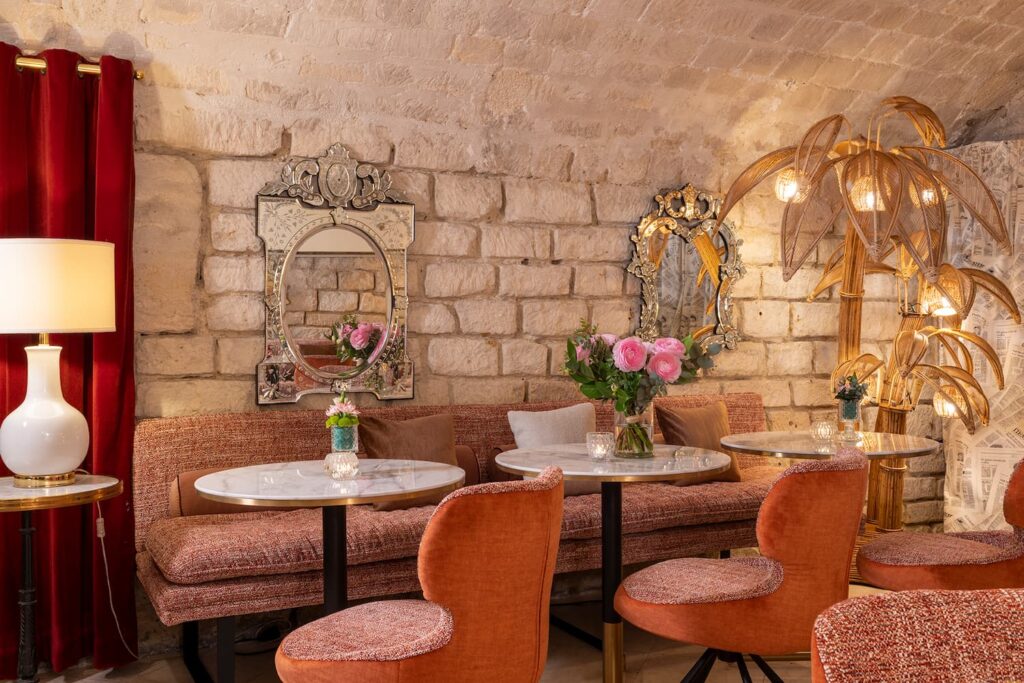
[359,414,461,510]
[655,401,741,483]
[169,467,296,517]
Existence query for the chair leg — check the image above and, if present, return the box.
[182,621,212,683]
[681,648,717,683]
[217,616,236,683]
[750,654,785,683]
[735,655,753,683]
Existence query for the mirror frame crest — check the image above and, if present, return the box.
[256,143,414,403]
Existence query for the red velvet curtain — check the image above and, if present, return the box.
[0,43,137,675]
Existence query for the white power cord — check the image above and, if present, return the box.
[75,468,138,659]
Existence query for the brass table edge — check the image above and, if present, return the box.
[195,477,465,508]
[0,480,123,512]
[494,460,732,484]
[722,441,940,460]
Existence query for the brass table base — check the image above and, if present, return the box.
[13,472,76,489]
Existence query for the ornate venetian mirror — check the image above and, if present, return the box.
[256,143,414,403]
[628,184,744,349]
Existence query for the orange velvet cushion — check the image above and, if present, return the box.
[655,401,741,482]
[359,414,461,510]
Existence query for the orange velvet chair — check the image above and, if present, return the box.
[275,466,563,683]
[857,458,1024,591]
[812,589,1024,682]
[615,450,868,682]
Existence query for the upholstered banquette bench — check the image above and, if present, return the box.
[134,393,776,671]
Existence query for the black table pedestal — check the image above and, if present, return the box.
[323,506,347,615]
[18,511,37,683]
[601,482,624,683]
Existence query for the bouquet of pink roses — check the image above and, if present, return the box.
[565,322,718,457]
[327,315,386,365]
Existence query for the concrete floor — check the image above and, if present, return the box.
[33,590,893,683]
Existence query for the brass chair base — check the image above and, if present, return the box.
[13,472,76,488]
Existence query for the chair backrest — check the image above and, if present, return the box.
[1003,458,1024,532]
[756,448,868,648]
[417,466,564,682]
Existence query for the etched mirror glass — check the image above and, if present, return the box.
[257,143,414,403]
[628,184,744,349]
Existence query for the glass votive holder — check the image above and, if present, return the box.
[324,451,359,480]
[587,432,615,460]
[811,420,836,442]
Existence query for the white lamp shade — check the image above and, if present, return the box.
[0,238,116,334]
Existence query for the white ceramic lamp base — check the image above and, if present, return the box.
[0,345,89,488]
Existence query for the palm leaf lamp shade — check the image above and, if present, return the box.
[0,239,115,487]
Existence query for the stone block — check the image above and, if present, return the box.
[720,379,791,407]
[136,379,254,418]
[590,300,635,336]
[553,227,632,261]
[289,119,392,163]
[574,265,624,296]
[395,130,477,171]
[211,212,262,253]
[502,339,549,376]
[203,255,264,294]
[450,378,526,404]
[427,338,499,376]
[216,336,265,375]
[791,378,834,407]
[136,335,216,376]
[134,154,201,334]
[767,341,814,376]
[813,341,838,374]
[903,475,939,501]
[712,341,766,378]
[388,169,432,215]
[337,270,375,291]
[409,222,478,257]
[527,378,582,402]
[791,302,840,338]
[903,499,945,525]
[521,300,589,336]
[318,291,359,312]
[767,408,812,431]
[424,263,495,297]
[504,179,591,224]
[480,225,551,258]
[434,174,502,220]
[208,159,283,209]
[359,293,387,314]
[207,294,265,331]
[408,303,456,334]
[499,265,572,297]
[455,299,517,334]
[593,184,655,223]
[737,300,791,338]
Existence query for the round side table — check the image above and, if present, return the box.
[495,443,732,683]
[0,475,123,683]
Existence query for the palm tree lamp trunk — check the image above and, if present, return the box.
[0,239,116,488]
[715,97,1020,530]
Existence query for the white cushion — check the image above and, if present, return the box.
[507,403,601,496]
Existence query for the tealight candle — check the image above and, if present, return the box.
[587,432,615,460]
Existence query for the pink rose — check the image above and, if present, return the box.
[599,334,619,348]
[653,337,686,357]
[340,324,354,338]
[612,337,647,372]
[575,344,592,365]
[647,351,682,383]
[349,323,372,350]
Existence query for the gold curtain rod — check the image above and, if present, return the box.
[15,55,144,80]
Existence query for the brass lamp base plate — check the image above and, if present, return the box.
[13,472,77,488]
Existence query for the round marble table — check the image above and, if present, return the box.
[195,459,464,614]
[495,444,732,683]
[721,431,941,460]
[0,475,122,683]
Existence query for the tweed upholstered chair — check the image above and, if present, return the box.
[812,588,1024,682]
[858,457,1024,591]
[615,449,868,682]
[275,466,564,683]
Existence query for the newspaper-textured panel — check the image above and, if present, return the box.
[944,140,1024,532]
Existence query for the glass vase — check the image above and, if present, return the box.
[331,425,358,453]
[837,399,862,443]
[614,405,655,458]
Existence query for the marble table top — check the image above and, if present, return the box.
[194,459,466,507]
[0,475,122,512]
[495,443,732,483]
[721,431,941,460]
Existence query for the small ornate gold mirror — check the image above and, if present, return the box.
[256,143,414,403]
[628,184,743,349]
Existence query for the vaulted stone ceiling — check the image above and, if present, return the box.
[4,0,1024,186]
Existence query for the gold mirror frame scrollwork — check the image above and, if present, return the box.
[256,143,414,404]
[628,184,744,349]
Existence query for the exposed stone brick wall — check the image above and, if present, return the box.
[8,1,1024,529]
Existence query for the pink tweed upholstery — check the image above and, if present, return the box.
[813,589,1024,682]
[142,469,776,585]
[132,393,767,551]
[279,600,453,662]
[622,556,783,605]
[858,529,1024,567]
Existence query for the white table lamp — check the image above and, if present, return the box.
[0,239,115,487]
